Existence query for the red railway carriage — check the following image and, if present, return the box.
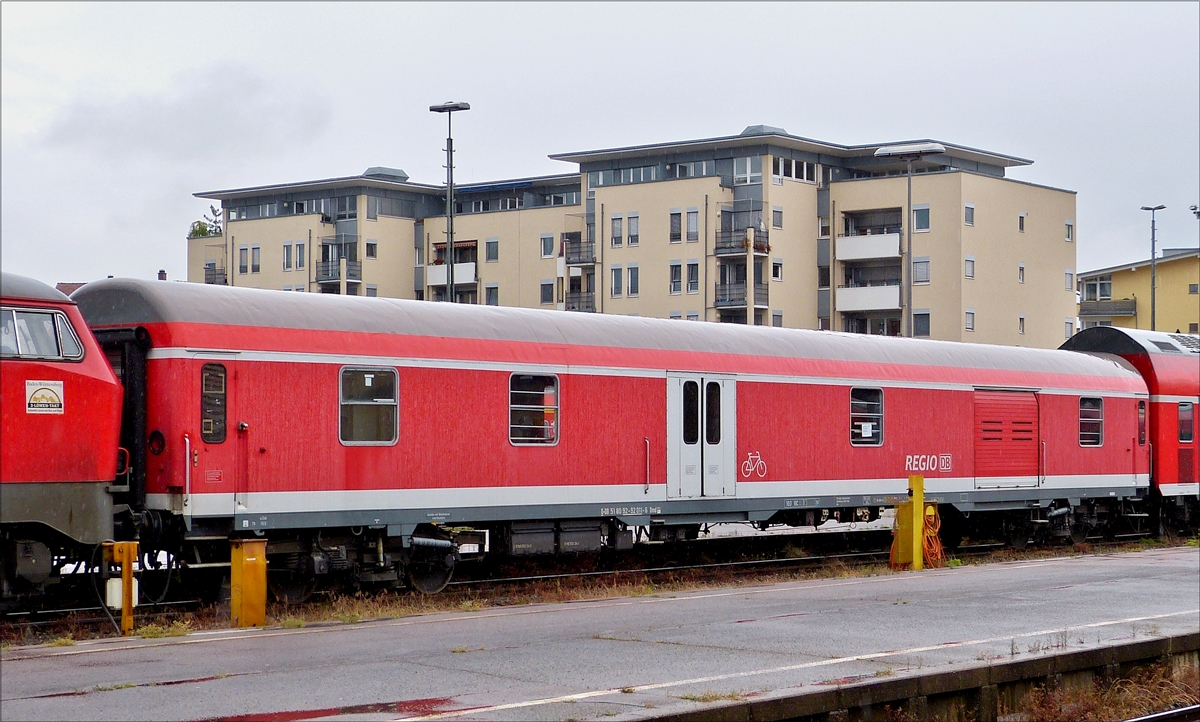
[72,278,1149,590]
[1,273,123,601]
[1062,327,1200,527]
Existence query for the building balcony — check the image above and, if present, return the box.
[427,262,477,286]
[836,232,901,261]
[565,291,595,312]
[714,282,767,308]
[836,283,901,312]
[316,260,362,282]
[564,240,596,265]
[203,266,227,285]
[1079,299,1136,317]
[714,230,771,256]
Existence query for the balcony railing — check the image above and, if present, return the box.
[564,240,596,265]
[836,283,901,312]
[753,283,768,307]
[715,230,771,255]
[316,260,363,282]
[427,262,477,286]
[1079,299,1137,317]
[714,282,746,307]
[565,291,595,312]
[837,232,902,261]
[204,267,227,285]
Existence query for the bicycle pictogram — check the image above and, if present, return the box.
[741,451,767,478]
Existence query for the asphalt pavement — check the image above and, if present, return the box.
[1,545,1197,721]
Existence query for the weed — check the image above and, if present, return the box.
[874,667,895,677]
[679,690,745,703]
[47,635,75,647]
[945,558,963,567]
[93,682,136,692]
[450,647,468,653]
[619,686,635,694]
[1018,660,1198,721]
[278,616,305,629]
[138,620,193,639]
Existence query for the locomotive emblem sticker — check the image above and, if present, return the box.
[25,381,64,414]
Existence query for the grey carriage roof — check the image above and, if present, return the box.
[1,272,73,304]
[1061,325,1200,356]
[74,278,1139,380]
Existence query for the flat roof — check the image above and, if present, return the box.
[196,172,580,202]
[549,126,1033,169]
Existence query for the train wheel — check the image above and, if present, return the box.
[1006,522,1032,550]
[407,557,454,594]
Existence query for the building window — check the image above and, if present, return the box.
[239,246,248,274]
[686,210,699,242]
[282,285,291,292]
[965,204,974,226]
[485,238,499,262]
[611,215,623,247]
[340,368,398,445]
[818,317,831,330]
[913,311,930,337]
[913,206,930,232]
[733,156,762,185]
[498,197,522,210]
[913,258,930,284]
[1191,323,1198,334]
[251,246,261,274]
[283,243,292,270]
[687,261,699,293]
[1180,403,1195,443]
[687,312,700,321]
[850,387,883,446]
[1083,275,1112,301]
[1066,319,1075,338]
[771,207,783,230]
[611,266,623,297]
[485,284,499,306]
[540,282,554,305]
[1018,315,1025,334]
[964,257,975,279]
[670,212,682,243]
[669,262,682,294]
[1188,284,1198,295]
[965,310,975,332]
[818,266,831,288]
[510,374,558,445]
[1065,222,1074,241]
[365,285,377,297]
[670,312,683,320]
[628,265,639,297]
[1018,264,1025,284]
[818,216,831,238]
[1065,270,1074,291]
[296,242,305,269]
[628,215,639,246]
[540,235,554,258]
[366,241,377,259]
[1019,213,1026,232]
[772,311,783,327]
[772,260,783,281]
[1079,397,1103,446]
[198,363,228,444]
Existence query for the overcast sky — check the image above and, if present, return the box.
[2,2,1197,286]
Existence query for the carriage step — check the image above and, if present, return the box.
[1123,513,1150,518]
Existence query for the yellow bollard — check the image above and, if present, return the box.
[230,539,267,628]
[103,541,139,636]
[890,475,925,571]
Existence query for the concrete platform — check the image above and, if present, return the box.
[1,546,1197,721]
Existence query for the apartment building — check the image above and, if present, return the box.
[190,125,1079,348]
[1078,248,1200,334]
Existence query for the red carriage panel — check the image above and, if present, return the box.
[973,391,1039,479]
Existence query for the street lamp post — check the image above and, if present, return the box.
[873,143,946,337]
[430,101,471,303]
[1140,204,1165,331]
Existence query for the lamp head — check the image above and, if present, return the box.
[430,101,471,113]
[1140,205,1166,212]
[873,142,946,159]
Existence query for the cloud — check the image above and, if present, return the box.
[41,64,331,162]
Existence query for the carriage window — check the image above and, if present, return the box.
[1079,397,1103,446]
[510,374,558,445]
[200,364,227,444]
[705,382,721,444]
[0,310,16,355]
[1181,403,1195,443]
[340,368,398,445]
[682,380,699,445]
[56,315,82,358]
[1138,400,1146,445]
[850,388,883,446]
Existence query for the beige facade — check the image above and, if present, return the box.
[1078,249,1200,335]
[189,126,1080,348]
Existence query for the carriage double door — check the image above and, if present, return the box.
[666,374,736,499]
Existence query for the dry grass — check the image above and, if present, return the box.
[678,690,746,703]
[1015,661,1199,722]
[137,619,194,638]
